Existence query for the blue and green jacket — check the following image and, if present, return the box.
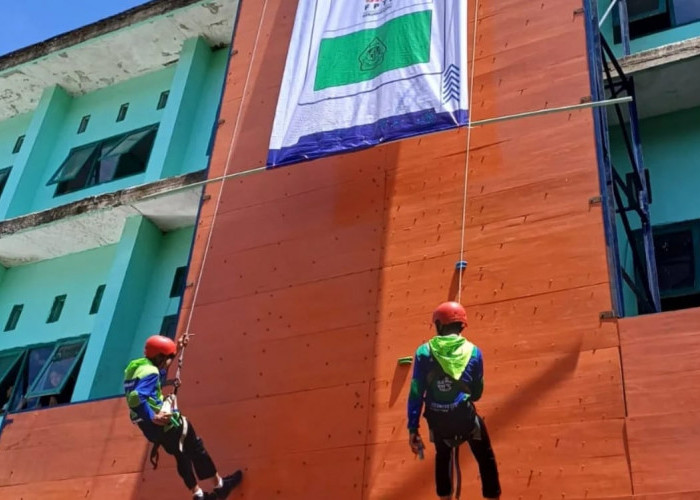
[407,334,484,432]
[123,357,181,439]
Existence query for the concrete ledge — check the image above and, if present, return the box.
[618,36,700,74]
[0,169,205,237]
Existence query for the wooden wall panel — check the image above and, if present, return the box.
[619,309,700,496]
[620,308,700,417]
[627,411,700,495]
[173,0,632,498]
[0,399,146,499]
[0,0,671,497]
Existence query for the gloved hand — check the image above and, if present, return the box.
[409,432,424,458]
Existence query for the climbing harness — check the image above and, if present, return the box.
[433,416,482,500]
[148,393,190,470]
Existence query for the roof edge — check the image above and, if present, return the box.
[0,0,206,73]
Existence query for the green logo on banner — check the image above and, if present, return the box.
[314,10,432,91]
[359,37,387,71]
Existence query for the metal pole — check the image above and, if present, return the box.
[599,0,620,27]
[584,0,626,316]
[618,0,631,56]
[469,97,632,127]
[627,81,661,312]
[138,97,634,202]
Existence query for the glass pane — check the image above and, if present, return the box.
[655,230,695,293]
[95,134,136,183]
[628,0,666,20]
[31,341,84,395]
[49,145,97,185]
[103,129,154,158]
[28,346,54,387]
[673,0,700,25]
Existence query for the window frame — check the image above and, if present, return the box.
[634,219,700,300]
[47,123,159,195]
[116,103,129,122]
[12,135,24,154]
[90,284,106,315]
[4,303,23,332]
[0,349,24,413]
[24,337,88,399]
[170,266,188,298]
[157,90,170,110]
[77,115,90,134]
[160,314,179,340]
[0,166,12,199]
[47,294,67,324]
[0,350,23,387]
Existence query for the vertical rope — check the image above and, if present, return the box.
[180,0,270,357]
[457,0,481,303]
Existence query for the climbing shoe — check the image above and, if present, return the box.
[214,470,243,499]
[194,492,217,500]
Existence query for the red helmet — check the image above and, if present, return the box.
[432,301,467,328]
[144,335,177,359]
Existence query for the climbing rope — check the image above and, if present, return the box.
[172,0,270,389]
[457,0,482,303]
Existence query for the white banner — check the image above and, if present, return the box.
[267,0,468,167]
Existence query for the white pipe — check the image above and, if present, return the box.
[599,0,620,27]
[140,97,634,201]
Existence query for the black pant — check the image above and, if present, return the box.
[433,415,501,498]
[154,420,218,490]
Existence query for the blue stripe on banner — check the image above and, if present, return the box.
[266,109,469,168]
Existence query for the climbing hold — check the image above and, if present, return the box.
[455,260,468,270]
[397,356,413,365]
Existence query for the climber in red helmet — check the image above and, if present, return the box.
[124,334,243,500]
[407,301,501,499]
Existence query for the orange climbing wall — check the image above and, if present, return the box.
[0,0,690,499]
[619,308,700,498]
[171,0,630,498]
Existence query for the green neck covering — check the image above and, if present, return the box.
[428,334,474,380]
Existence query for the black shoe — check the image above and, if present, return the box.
[194,492,218,500]
[214,470,243,499]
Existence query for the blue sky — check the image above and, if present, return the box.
[0,0,152,56]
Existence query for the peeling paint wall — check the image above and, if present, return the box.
[0,38,229,219]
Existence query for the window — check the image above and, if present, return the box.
[25,340,87,400]
[170,266,188,298]
[47,124,159,196]
[5,344,54,412]
[613,0,700,41]
[47,295,66,323]
[161,315,179,340]
[90,284,106,315]
[12,135,24,154]
[0,167,12,199]
[117,103,129,122]
[77,115,90,134]
[157,90,170,110]
[635,220,700,312]
[0,337,89,412]
[4,304,23,332]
